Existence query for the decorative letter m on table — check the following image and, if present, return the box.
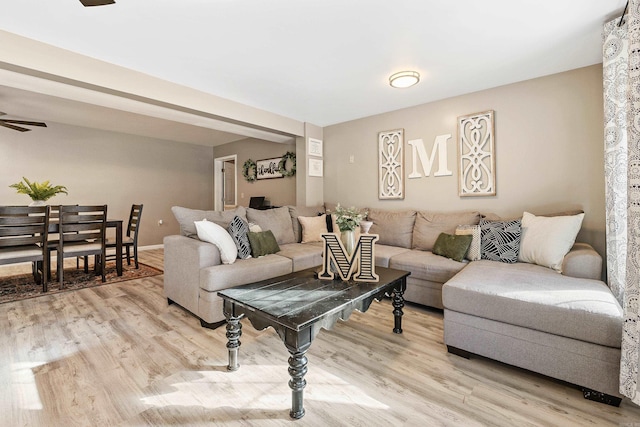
[318,234,379,282]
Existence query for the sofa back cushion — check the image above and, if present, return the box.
[368,209,416,248]
[247,206,296,245]
[413,211,481,251]
[288,205,325,242]
[172,206,247,238]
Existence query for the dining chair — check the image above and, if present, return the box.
[55,205,107,287]
[0,205,50,291]
[46,205,84,278]
[106,204,143,268]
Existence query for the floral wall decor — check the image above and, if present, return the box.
[378,129,404,199]
[458,110,496,197]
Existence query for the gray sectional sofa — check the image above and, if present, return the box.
[163,204,623,405]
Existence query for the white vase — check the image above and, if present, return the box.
[29,200,47,207]
[360,221,373,234]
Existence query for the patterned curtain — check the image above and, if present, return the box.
[605,1,640,404]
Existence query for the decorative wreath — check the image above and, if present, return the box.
[242,159,257,182]
[278,151,296,177]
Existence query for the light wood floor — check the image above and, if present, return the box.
[1,249,639,426]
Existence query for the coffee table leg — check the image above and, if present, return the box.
[288,349,308,419]
[392,284,405,334]
[226,316,242,371]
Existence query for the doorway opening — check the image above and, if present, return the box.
[214,154,237,211]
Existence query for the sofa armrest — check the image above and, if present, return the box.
[562,242,602,280]
[163,235,221,313]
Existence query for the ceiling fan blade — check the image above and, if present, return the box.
[80,0,115,6]
[0,122,30,132]
[1,120,47,127]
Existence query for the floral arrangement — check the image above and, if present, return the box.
[333,204,367,232]
[9,177,68,201]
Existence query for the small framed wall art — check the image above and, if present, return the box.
[458,110,496,197]
[309,158,323,177]
[308,138,323,158]
[378,129,404,199]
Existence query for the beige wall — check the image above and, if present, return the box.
[214,138,297,208]
[0,122,214,246]
[324,65,606,256]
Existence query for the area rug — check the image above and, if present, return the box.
[0,262,163,304]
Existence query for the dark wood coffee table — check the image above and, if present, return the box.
[217,266,410,419]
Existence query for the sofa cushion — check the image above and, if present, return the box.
[288,205,325,242]
[194,219,238,264]
[480,219,521,263]
[374,244,411,268]
[413,211,481,251]
[433,233,473,262]
[389,249,467,283]
[442,260,623,348]
[298,214,328,243]
[247,206,296,245]
[199,255,292,292]
[368,209,416,249]
[518,211,585,272]
[277,242,323,272]
[248,230,281,257]
[172,206,247,238]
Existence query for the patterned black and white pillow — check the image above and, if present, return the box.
[480,219,522,263]
[228,215,252,259]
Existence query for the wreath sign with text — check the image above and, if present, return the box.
[243,151,296,182]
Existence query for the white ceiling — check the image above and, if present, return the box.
[0,0,627,141]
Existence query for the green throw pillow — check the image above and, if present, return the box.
[247,230,281,257]
[432,232,473,262]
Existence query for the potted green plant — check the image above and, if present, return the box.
[333,204,368,255]
[10,177,68,205]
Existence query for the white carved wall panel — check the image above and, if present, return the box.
[378,129,404,199]
[458,111,496,197]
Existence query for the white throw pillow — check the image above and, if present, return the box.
[194,219,238,264]
[518,211,585,272]
[455,225,481,261]
[298,214,329,243]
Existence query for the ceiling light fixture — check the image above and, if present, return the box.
[389,71,420,88]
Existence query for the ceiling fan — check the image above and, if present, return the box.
[79,0,115,6]
[0,112,47,132]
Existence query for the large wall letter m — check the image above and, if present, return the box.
[318,233,379,282]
